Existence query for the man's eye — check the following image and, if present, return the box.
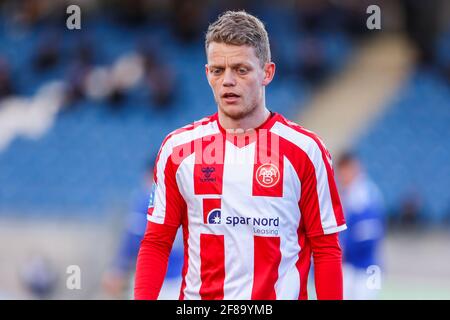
[212,68,223,75]
[237,68,248,74]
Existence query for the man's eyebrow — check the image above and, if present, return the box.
[208,64,225,69]
[230,62,251,68]
[209,62,251,69]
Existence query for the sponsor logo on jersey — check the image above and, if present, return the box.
[225,216,279,227]
[148,181,157,209]
[206,209,221,224]
[225,216,280,236]
[203,198,221,224]
[200,166,216,182]
[256,163,280,188]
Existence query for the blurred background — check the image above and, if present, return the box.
[0,0,449,299]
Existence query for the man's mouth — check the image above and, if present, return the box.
[222,93,241,103]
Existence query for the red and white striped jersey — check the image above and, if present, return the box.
[147,112,346,300]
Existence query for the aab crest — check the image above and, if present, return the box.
[256,163,280,188]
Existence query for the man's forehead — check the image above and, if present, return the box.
[207,43,257,64]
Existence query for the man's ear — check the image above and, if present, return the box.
[262,62,276,86]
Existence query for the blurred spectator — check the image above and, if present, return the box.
[106,52,146,111]
[337,152,385,300]
[397,188,425,229]
[116,0,149,26]
[295,0,333,34]
[147,63,176,108]
[297,36,328,86]
[337,0,373,38]
[0,57,16,99]
[401,0,442,66]
[33,32,62,72]
[293,0,343,86]
[74,39,95,67]
[141,46,176,109]
[63,62,89,108]
[19,253,58,300]
[106,87,126,108]
[102,160,183,299]
[170,0,207,43]
[62,40,95,109]
[10,0,45,28]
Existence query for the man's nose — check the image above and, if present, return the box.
[222,69,236,87]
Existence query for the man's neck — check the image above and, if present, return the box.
[218,107,271,131]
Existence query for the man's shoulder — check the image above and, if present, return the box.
[161,114,219,149]
[272,113,328,150]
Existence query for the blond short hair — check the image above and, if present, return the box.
[205,10,271,66]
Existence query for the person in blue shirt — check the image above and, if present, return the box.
[336,152,385,300]
[102,161,183,299]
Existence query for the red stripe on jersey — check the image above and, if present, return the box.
[179,207,190,300]
[298,163,324,236]
[296,226,312,300]
[199,234,225,300]
[251,236,281,300]
[163,141,193,226]
[280,136,324,235]
[252,130,283,197]
[281,119,345,230]
[194,134,225,195]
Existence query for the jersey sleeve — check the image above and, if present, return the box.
[310,233,343,300]
[147,137,186,228]
[135,136,186,300]
[299,138,347,237]
[134,221,178,300]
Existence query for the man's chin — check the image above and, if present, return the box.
[219,104,250,120]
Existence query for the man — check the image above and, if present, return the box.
[336,152,385,300]
[135,10,346,300]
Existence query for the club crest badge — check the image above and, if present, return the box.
[256,163,280,188]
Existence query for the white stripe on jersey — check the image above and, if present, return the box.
[177,152,202,300]
[221,141,256,300]
[149,120,220,224]
[275,156,301,299]
[270,122,339,234]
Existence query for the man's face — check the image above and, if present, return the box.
[206,42,275,120]
[337,160,360,188]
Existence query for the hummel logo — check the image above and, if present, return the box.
[200,166,216,182]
